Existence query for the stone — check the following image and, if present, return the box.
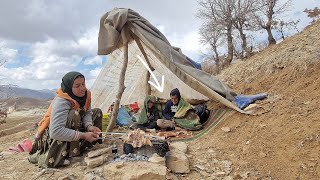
[83,172,102,180]
[300,163,307,169]
[207,148,215,153]
[58,175,75,180]
[87,147,111,158]
[148,153,165,166]
[259,124,267,128]
[223,176,233,180]
[103,161,166,180]
[169,142,188,153]
[166,173,179,180]
[212,171,226,176]
[166,151,190,173]
[116,161,125,168]
[85,154,108,168]
[222,160,232,168]
[233,174,243,179]
[211,159,219,163]
[259,152,267,158]
[194,164,206,171]
[199,170,209,177]
[240,171,250,178]
[307,161,317,168]
[221,127,231,132]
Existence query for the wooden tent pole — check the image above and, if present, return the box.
[106,41,129,132]
[131,32,153,96]
[146,71,151,95]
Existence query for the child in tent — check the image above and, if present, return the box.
[29,71,102,168]
[136,95,160,130]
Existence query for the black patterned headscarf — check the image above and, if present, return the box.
[61,71,87,107]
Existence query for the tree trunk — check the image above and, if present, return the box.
[238,27,250,58]
[280,28,285,40]
[211,44,220,73]
[225,26,234,67]
[266,19,276,45]
[106,42,129,132]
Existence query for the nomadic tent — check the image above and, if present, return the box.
[91,8,248,130]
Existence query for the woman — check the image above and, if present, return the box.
[159,88,202,130]
[29,71,102,168]
[137,95,160,130]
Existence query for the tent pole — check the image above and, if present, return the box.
[106,42,129,132]
[131,32,152,96]
[146,71,151,95]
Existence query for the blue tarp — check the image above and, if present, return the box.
[186,56,202,70]
[234,93,268,110]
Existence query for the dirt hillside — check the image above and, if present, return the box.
[0,21,319,180]
[187,20,320,179]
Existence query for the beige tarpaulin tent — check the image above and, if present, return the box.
[91,8,247,116]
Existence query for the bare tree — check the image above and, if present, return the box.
[272,19,300,40]
[255,0,292,46]
[232,0,259,57]
[232,32,244,59]
[304,7,320,24]
[199,22,224,72]
[198,0,235,67]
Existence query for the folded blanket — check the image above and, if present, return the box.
[174,98,202,130]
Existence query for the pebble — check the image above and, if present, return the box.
[207,148,215,153]
[307,161,317,168]
[115,161,124,168]
[221,127,231,132]
[222,160,232,168]
[199,170,209,177]
[300,163,307,169]
[240,171,250,178]
[212,171,226,176]
[194,164,206,171]
[259,152,267,158]
[259,124,267,128]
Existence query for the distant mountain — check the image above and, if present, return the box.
[1,96,50,109]
[0,85,55,100]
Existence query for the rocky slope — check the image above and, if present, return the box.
[186,20,320,179]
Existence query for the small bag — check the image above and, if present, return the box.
[193,104,210,124]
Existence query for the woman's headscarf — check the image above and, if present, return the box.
[170,88,181,100]
[137,95,157,124]
[61,71,87,107]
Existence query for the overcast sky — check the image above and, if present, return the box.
[0,0,319,90]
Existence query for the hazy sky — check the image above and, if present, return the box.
[0,0,319,90]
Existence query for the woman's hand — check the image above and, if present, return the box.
[80,132,99,142]
[87,125,101,134]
